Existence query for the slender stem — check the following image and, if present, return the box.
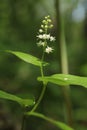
[30,20,48,113]
[41,48,45,77]
[55,0,73,127]
[31,50,47,112]
[31,83,46,112]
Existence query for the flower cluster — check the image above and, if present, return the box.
[36,15,55,54]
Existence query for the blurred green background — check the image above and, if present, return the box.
[0,0,87,130]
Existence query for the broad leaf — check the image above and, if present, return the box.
[6,50,48,67]
[0,90,35,107]
[38,74,87,88]
[27,112,74,130]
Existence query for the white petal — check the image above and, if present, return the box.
[42,34,47,39]
[37,41,45,47]
[46,34,50,39]
[37,35,43,39]
[50,36,55,41]
[45,46,54,54]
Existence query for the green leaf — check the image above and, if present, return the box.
[6,50,48,67]
[27,112,74,130]
[0,90,35,107]
[38,74,87,88]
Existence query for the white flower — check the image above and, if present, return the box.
[41,42,45,46]
[42,34,47,39]
[37,34,55,41]
[45,46,54,54]
[46,34,50,39]
[50,36,55,41]
[39,29,43,33]
[37,34,43,39]
[41,25,44,28]
[42,34,50,40]
[37,41,45,46]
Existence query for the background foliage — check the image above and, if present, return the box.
[0,0,87,130]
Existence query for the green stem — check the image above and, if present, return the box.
[31,51,46,112]
[30,83,46,112]
[41,48,45,77]
[55,0,73,127]
[30,21,48,113]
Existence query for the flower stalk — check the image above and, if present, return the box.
[31,16,55,112]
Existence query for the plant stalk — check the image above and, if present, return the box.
[30,83,46,112]
[55,0,73,127]
[31,51,46,112]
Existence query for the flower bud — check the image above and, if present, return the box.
[39,29,43,33]
[41,25,44,28]
[42,20,46,24]
[45,25,48,29]
[49,24,53,28]
[47,19,51,22]
[45,16,48,19]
